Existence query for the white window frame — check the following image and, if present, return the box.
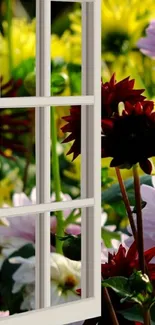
[0,0,101,324]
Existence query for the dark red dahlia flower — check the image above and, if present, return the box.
[61,106,81,160]
[61,74,146,161]
[102,100,155,174]
[102,242,155,281]
[101,74,145,118]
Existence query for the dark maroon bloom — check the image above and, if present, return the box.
[79,243,155,325]
[61,106,81,160]
[61,74,146,161]
[102,242,155,281]
[102,100,155,174]
[102,74,145,117]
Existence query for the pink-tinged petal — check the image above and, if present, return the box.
[0,311,9,317]
[12,193,32,207]
[50,216,57,234]
[66,224,81,235]
[141,185,155,207]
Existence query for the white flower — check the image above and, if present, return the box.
[9,253,81,311]
[125,184,155,263]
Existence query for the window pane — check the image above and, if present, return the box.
[0,213,36,316]
[50,105,81,202]
[0,0,36,98]
[0,1,83,98]
[0,107,36,208]
[0,207,82,314]
[51,2,82,97]
[0,104,82,207]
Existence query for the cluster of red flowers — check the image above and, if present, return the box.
[0,76,34,159]
[61,74,155,174]
[78,243,155,325]
[101,242,155,281]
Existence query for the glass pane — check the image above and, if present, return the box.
[50,105,81,202]
[0,104,81,207]
[49,207,82,308]
[0,1,82,98]
[51,2,82,97]
[0,207,82,315]
[0,0,36,98]
[0,213,36,316]
[0,107,36,208]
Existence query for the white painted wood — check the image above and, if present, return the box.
[0,198,94,218]
[0,298,100,325]
[0,0,101,322]
[81,0,101,309]
[35,0,51,309]
[0,96,94,108]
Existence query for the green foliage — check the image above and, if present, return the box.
[102,270,154,306]
[102,175,152,205]
[59,234,81,261]
[101,228,120,248]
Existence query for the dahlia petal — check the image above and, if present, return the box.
[110,73,116,87]
[139,159,152,175]
[62,134,75,144]
[150,112,155,121]
[144,247,155,263]
[102,118,114,132]
[124,101,134,114]
[128,79,135,89]
[126,241,137,262]
[135,102,143,115]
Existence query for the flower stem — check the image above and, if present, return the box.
[6,0,13,76]
[133,164,145,273]
[103,288,119,325]
[51,107,64,253]
[143,310,150,325]
[115,167,137,239]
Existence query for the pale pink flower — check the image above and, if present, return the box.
[125,184,155,263]
[137,20,155,58]
[0,311,9,317]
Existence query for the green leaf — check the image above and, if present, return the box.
[12,58,35,81]
[62,235,81,261]
[119,305,143,322]
[102,175,152,204]
[102,276,130,297]
[51,72,69,95]
[101,228,120,248]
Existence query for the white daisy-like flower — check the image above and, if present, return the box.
[9,253,81,311]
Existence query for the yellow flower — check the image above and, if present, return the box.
[0,18,81,84]
[68,1,155,60]
[101,0,155,58]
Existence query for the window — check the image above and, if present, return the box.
[0,0,101,324]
